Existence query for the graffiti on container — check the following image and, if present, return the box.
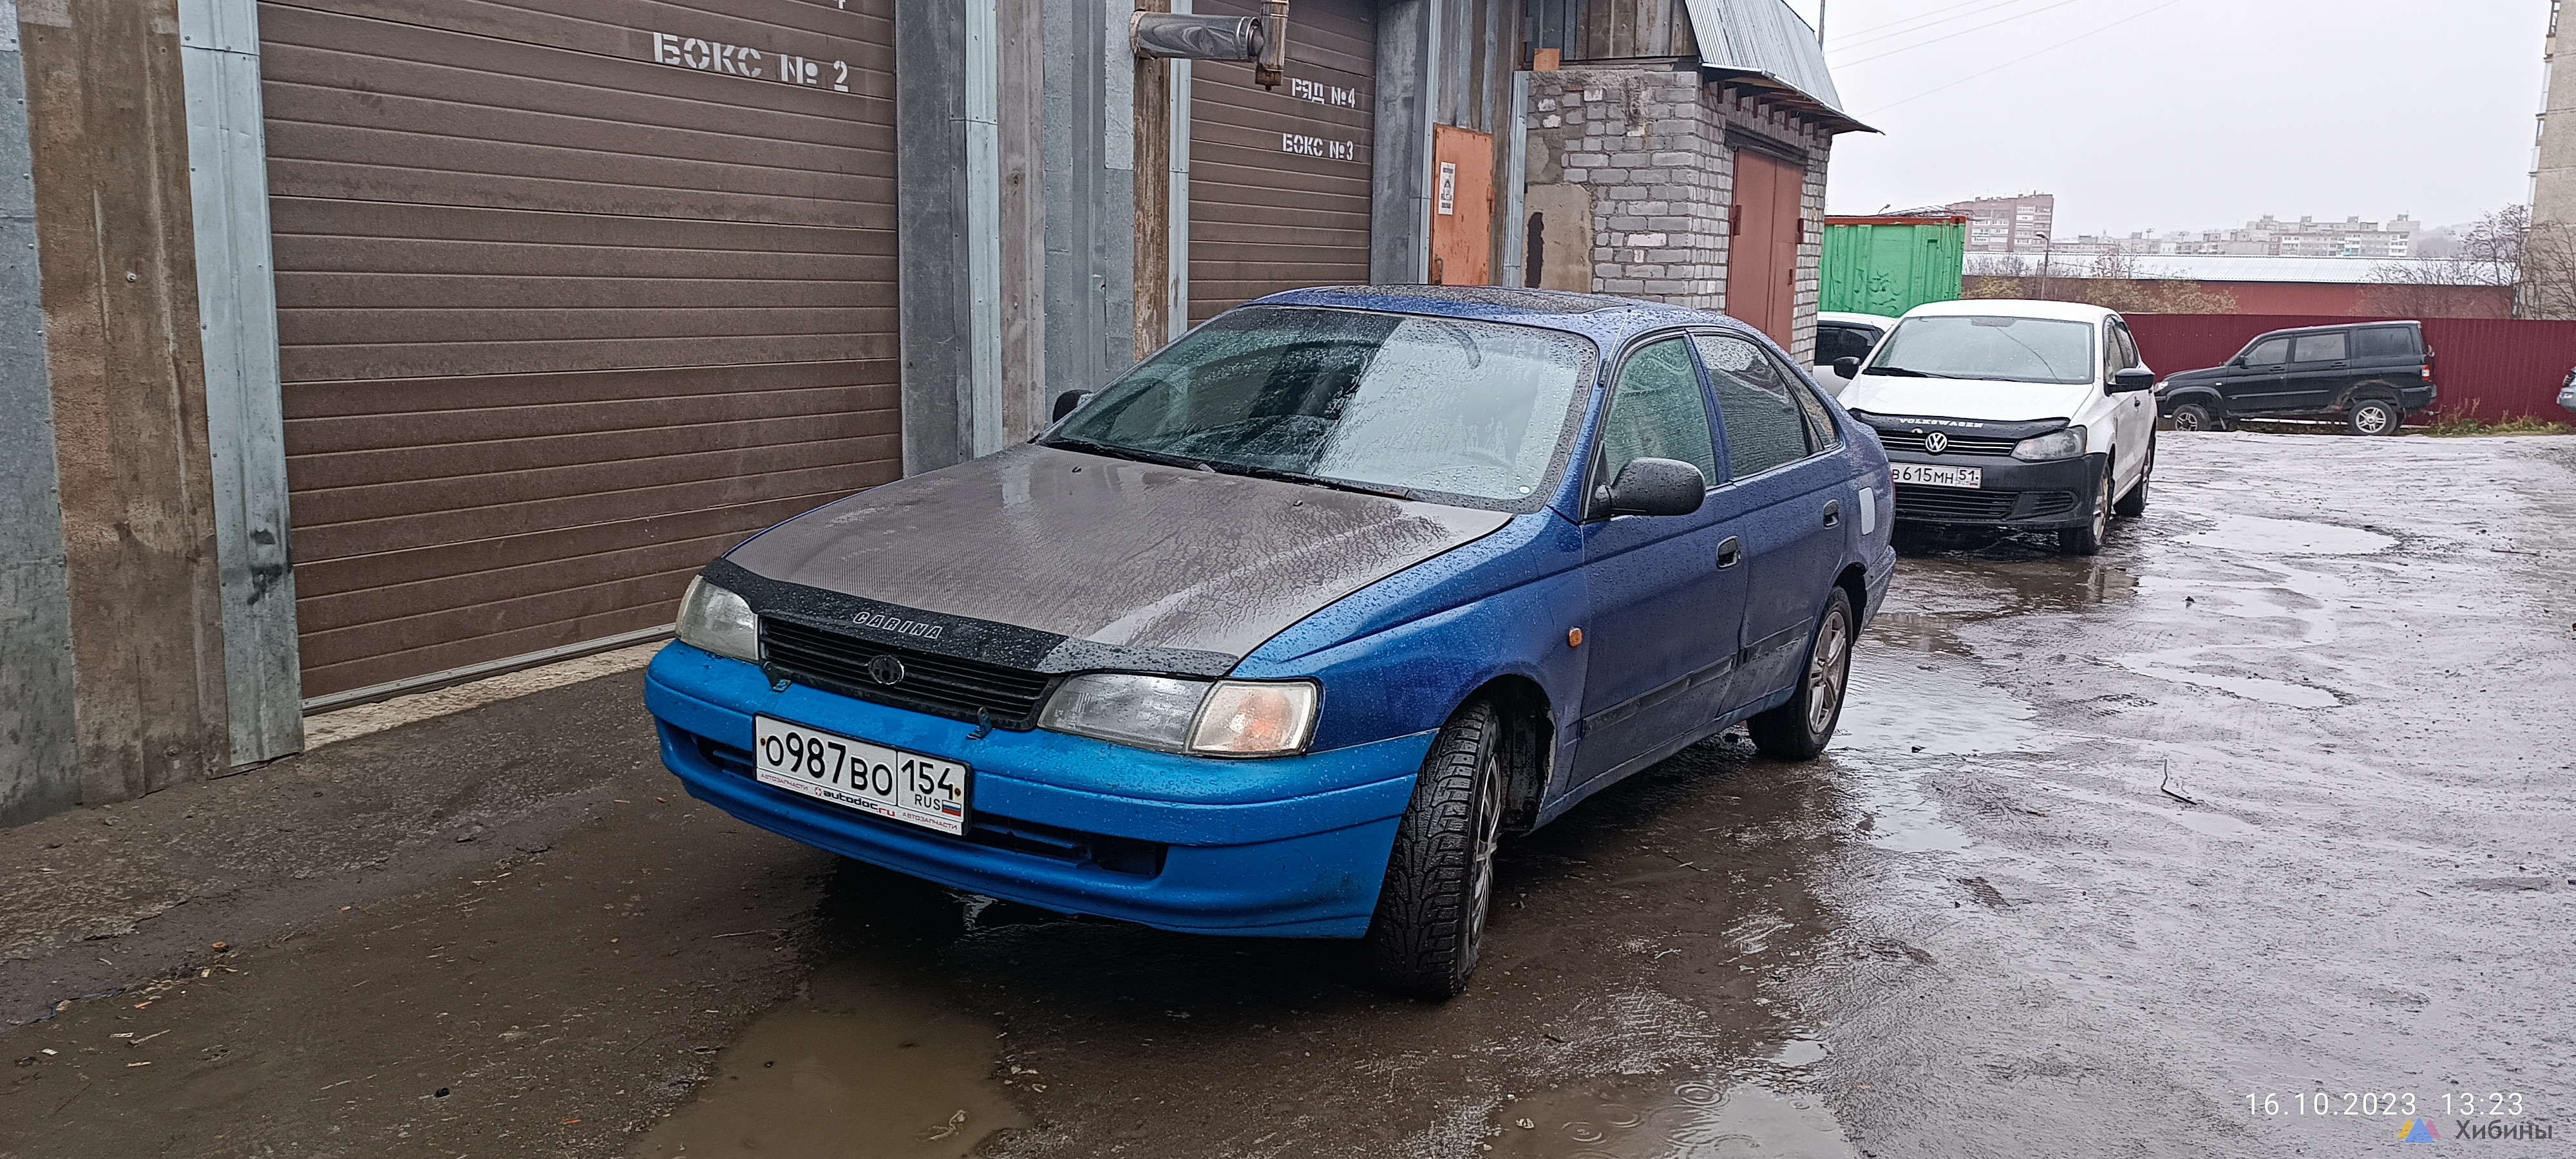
[1281,133,1358,162]
[649,31,851,93]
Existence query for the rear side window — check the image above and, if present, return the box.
[1598,339,1718,487]
[2352,326,2419,359]
[1815,324,1878,364]
[2244,337,2291,366]
[1694,334,1817,479]
[2291,332,2349,363]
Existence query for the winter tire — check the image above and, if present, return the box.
[2170,402,2217,433]
[1365,697,1506,999]
[2347,398,2401,436]
[2114,437,2153,518]
[1748,587,1855,761]
[2057,464,2112,556]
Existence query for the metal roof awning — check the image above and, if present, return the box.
[1682,0,1877,135]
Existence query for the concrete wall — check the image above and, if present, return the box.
[17,0,231,807]
[1519,66,1833,361]
[0,0,82,827]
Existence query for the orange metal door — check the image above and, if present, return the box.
[1430,125,1493,285]
[1725,149,1801,348]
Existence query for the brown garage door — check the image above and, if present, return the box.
[261,0,900,702]
[1188,0,1376,325]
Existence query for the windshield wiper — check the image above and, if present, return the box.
[1044,437,1214,473]
[1207,462,1419,501]
[1862,365,1960,379]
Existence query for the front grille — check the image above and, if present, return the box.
[1879,429,2019,457]
[1894,485,2020,521]
[693,734,1165,877]
[760,617,1055,729]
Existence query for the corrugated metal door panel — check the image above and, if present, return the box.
[263,0,901,700]
[1188,0,1375,325]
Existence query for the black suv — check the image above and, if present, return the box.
[2155,321,2436,435]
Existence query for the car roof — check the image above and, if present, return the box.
[1818,310,1896,326]
[2251,319,2420,339]
[1245,285,1761,346]
[1899,298,2121,323]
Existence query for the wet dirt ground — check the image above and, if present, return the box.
[4,432,2571,1158]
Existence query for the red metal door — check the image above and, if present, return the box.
[1725,149,1801,348]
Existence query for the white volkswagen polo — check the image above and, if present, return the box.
[1826,299,2158,555]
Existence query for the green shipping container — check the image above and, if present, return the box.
[1822,217,1965,317]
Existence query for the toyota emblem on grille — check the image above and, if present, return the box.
[1922,430,1950,454]
[867,655,907,685]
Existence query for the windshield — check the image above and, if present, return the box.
[1864,315,2098,385]
[1045,306,1597,507]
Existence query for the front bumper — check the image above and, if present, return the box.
[1888,451,2104,530]
[645,643,1430,938]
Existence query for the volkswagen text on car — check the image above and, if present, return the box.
[644,287,1896,997]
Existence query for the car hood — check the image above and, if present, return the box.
[1835,373,2091,423]
[715,443,1513,674]
[2159,364,2228,384]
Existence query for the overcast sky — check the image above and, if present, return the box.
[1787,0,2550,235]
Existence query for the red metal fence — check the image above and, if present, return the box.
[2124,314,2576,422]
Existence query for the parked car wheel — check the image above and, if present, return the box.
[1366,697,1506,999]
[1748,588,1855,761]
[2347,398,2402,436]
[2114,437,2153,518]
[2170,402,2219,432]
[2058,467,2112,556]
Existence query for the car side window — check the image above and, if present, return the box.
[1815,325,1876,364]
[2291,332,2349,363]
[2352,326,2416,359]
[1693,333,1817,479]
[1597,337,1718,490]
[2112,323,2141,370]
[2244,337,2291,366]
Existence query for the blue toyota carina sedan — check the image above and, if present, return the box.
[646,286,1896,997]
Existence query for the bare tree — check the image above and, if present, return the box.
[2362,205,2527,318]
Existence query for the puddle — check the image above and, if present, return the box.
[1496,1078,1860,1158]
[1837,655,2046,757]
[1842,768,1975,854]
[632,959,1026,1158]
[2184,513,2394,556]
[2110,657,2345,708]
[1770,1038,1829,1068]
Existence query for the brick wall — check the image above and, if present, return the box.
[1520,68,1833,362]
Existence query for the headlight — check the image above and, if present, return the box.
[2010,426,2088,462]
[1039,674,1319,757]
[674,576,761,663]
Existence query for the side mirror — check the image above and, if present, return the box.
[1831,356,1862,380]
[2109,367,2156,393]
[1051,390,1095,422]
[1603,457,1707,518]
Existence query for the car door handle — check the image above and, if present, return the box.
[1716,536,1743,568]
[1821,500,1841,528]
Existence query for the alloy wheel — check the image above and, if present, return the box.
[1464,750,1504,948]
[1804,607,1852,734]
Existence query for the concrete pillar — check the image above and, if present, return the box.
[896,0,1008,474]
[1043,0,1137,398]
[17,0,231,806]
[0,0,80,827]
[1371,0,1438,284]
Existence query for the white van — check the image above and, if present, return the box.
[1828,299,2158,555]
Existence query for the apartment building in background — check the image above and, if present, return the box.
[1943,193,2055,254]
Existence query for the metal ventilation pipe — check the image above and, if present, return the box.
[1129,3,1291,90]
